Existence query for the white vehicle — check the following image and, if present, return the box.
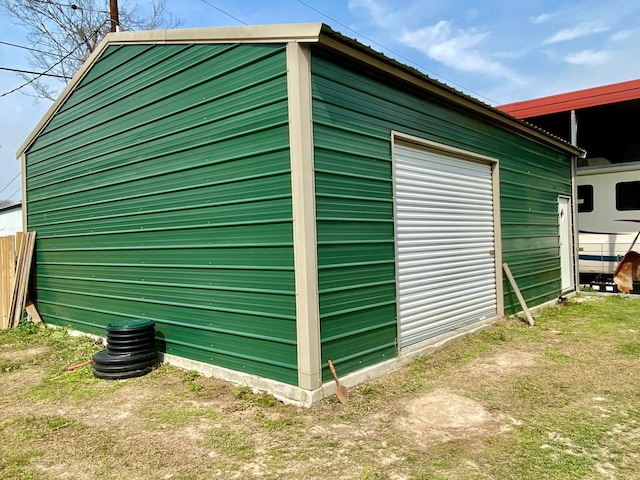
[577,160,640,279]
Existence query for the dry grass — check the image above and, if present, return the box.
[1,294,639,479]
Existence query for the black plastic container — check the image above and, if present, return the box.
[93,319,157,379]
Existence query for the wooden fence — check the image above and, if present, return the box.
[1,234,19,329]
[0,232,37,329]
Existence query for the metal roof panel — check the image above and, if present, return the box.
[498,78,640,118]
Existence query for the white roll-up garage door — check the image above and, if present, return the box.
[394,142,497,348]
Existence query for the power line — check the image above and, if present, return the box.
[295,0,499,105]
[5,186,22,202]
[198,0,247,25]
[30,0,80,9]
[30,0,111,16]
[0,19,108,98]
[0,64,69,98]
[0,172,20,197]
[0,67,70,79]
[0,40,60,58]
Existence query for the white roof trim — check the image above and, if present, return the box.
[108,23,324,44]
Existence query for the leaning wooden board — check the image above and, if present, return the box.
[9,232,36,328]
[502,262,534,326]
[0,235,16,329]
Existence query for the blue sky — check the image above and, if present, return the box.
[1,0,640,202]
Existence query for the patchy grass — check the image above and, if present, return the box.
[202,425,256,461]
[3,326,119,404]
[262,416,304,431]
[617,342,640,357]
[147,405,221,428]
[3,415,83,440]
[0,295,639,479]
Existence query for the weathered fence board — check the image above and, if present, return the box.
[1,235,17,329]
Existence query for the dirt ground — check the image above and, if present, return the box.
[1,296,640,480]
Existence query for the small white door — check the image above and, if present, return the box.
[558,196,574,291]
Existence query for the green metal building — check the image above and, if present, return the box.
[18,23,582,405]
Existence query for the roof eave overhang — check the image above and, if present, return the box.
[17,22,582,158]
[109,23,324,44]
[316,25,583,157]
[498,78,640,118]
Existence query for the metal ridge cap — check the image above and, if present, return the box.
[108,23,325,45]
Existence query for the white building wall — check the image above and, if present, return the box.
[0,205,23,237]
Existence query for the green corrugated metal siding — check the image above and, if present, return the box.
[26,43,298,385]
[312,57,398,380]
[311,51,572,378]
[500,149,572,312]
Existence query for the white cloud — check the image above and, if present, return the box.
[610,30,634,41]
[348,0,401,28]
[399,21,524,84]
[544,22,609,44]
[348,0,386,17]
[563,49,612,66]
[530,13,556,24]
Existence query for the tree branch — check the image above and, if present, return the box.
[0,0,182,99]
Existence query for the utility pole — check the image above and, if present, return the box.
[109,0,119,32]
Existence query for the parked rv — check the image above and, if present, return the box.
[577,160,640,281]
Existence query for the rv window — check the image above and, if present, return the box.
[616,182,640,211]
[577,185,593,213]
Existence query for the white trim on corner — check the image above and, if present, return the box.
[286,41,321,391]
[570,155,580,292]
[20,154,27,231]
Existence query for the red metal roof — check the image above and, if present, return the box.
[498,78,640,118]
